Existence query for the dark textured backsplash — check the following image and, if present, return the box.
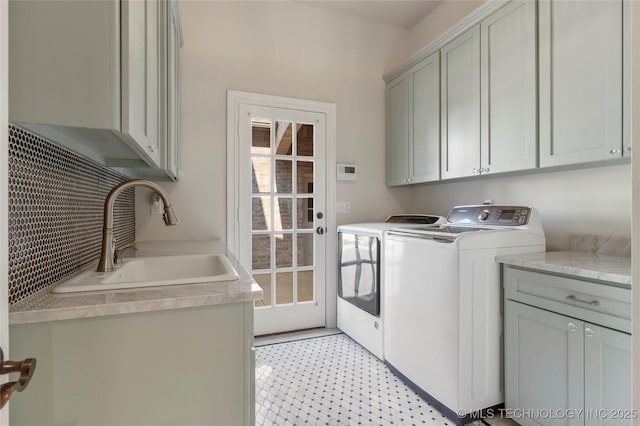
[8,125,136,305]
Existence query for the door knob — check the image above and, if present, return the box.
[0,356,37,409]
[316,227,325,235]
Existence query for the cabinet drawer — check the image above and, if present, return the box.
[504,267,631,333]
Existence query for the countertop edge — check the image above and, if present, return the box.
[497,251,632,287]
[9,240,263,325]
[9,290,261,325]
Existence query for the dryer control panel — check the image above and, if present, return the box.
[447,205,532,226]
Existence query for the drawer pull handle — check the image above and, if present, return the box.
[566,295,600,307]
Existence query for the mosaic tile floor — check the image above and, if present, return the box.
[255,333,465,426]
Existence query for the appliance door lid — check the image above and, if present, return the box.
[337,232,380,316]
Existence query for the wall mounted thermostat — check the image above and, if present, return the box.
[337,163,357,182]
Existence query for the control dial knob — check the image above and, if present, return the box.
[478,209,491,221]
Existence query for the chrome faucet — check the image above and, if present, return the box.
[97,179,179,272]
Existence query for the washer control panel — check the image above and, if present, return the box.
[447,205,531,226]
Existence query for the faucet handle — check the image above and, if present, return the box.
[113,245,138,264]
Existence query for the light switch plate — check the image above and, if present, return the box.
[150,193,163,215]
[336,202,351,213]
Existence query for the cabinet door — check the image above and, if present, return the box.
[160,0,181,180]
[167,0,181,178]
[584,325,632,426]
[409,52,440,183]
[481,0,536,174]
[539,0,623,167]
[9,1,119,130]
[440,25,480,179]
[121,0,162,167]
[386,73,410,186]
[505,301,584,426]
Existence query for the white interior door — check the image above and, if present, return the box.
[238,104,326,336]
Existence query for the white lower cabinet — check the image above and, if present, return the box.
[583,324,632,426]
[504,267,632,426]
[10,303,256,426]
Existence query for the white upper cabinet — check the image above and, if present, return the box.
[440,25,480,180]
[410,52,440,184]
[539,0,625,167]
[121,0,161,167]
[386,52,440,186]
[480,0,537,174]
[9,0,180,179]
[386,73,410,186]
[385,0,628,186]
[160,0,183,179]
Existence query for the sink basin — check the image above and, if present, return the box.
[53,254,239,293]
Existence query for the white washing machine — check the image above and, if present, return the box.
[384,205,546,424]
[337,214,445,359]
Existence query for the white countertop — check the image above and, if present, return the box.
[497,251,631,287]
[9,240,263,325]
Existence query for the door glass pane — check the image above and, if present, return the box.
[252,197,270,230]
[297,271,313,302]
[275,121,293,155]
[275,160,292,193]
[274,197,292,230]
[253,273,271,307]
[247,109,321,327]
[296,198,313,229]
[251,119,271,155]
[275,271,293,304]
[297,233,314,267]
[252,234,271,270]
[297,161,313,194]
[297,124,314,156]
[275,234,293,268]
[252,157,271,193]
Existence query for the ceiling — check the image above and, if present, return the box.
[301,1,445,30]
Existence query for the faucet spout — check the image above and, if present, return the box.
[97,180,179,272]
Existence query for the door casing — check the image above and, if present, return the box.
[226,90,337,330]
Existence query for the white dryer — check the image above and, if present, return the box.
[384,205,545,424]
[337,214,445,359]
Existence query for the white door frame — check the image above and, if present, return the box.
[1,0,10,423]
[227,90,337,329]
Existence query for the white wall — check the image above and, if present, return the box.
[134,0,633,269]
[405,0,485,59]
[402,0,631,251]
[136,0,413,242]
[410,165,631,251]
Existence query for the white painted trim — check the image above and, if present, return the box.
[1,0,9,423]
[226,90,338,329]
